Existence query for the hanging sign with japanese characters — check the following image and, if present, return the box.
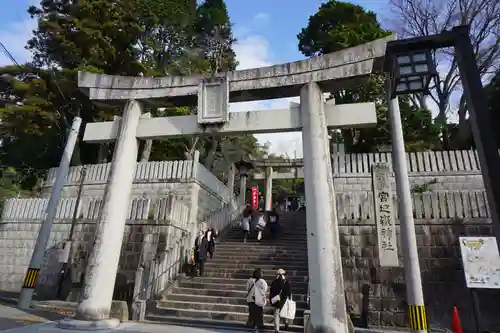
[371,163,399,267]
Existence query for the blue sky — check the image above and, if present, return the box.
[0,0,391,158]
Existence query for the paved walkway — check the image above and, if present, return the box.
[1,321,244,333]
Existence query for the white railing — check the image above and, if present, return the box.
[332,150,481,174]
[134,197,242,303]
[2,191,489,223]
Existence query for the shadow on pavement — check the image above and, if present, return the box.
[0,291,70,332]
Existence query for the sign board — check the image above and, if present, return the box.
[371,163,399,267]
[459,236,500,289]
[251,186,259,210]
[197,75,229,125]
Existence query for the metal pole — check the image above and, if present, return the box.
[57,165,87,299]
[386,92,427,333]
[18,116,82,310]
[68,165,87,242]
[470,289,482,333]
[453,25,500,254]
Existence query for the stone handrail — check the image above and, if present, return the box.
[132,198,243,316]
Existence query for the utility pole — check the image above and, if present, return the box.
[387,92,427,333]
[18,117,82,310]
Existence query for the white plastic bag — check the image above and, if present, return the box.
[242,217,250,231]
[256,216,266,230]
[270,294,280,305]
[280,297,296,320]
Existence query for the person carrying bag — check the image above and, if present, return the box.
[269,268,295,333]
[245,268,268,333]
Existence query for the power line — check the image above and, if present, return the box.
[0,41,20,67]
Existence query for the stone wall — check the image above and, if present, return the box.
[0,197,189,296]
[336,190,499,332]
[0,191,239,297]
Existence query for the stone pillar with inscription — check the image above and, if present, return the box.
[371,163,399,267]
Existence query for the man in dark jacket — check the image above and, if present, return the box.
[194,230,209,276]
[269,268,292,333]
[267,208,280,239]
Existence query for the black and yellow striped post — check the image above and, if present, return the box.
[408,304,428,332]
[22,268,40,289]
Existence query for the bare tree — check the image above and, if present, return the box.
[389,0,500,148]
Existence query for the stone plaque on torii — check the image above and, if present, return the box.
[65,35,395,333]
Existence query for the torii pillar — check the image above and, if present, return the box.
[301,82,348,333]
[65,100,142,329]
[264,166,273,211]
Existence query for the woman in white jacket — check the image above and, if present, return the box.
[246,268,268,333]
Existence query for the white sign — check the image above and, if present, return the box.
[459,236,500,289]
[371,163,399,267]
[197,75,229,125]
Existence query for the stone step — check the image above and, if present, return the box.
[201,271,308,280]
[145,314,303,332]
[222,234,307,240]
[150,306,304,326]
[206,262,308,271]
[162,293,308,309]
[211,252,308,260]
[224,227,307,232]
[202,267,308,277]
[212,252,308,259]
[178,278,309,291]
[215,244,308,251]
[208,258,308,267]
[220,235,307,244]
[168,287,308,303]
[157,299,307,315]
[224,229,307,234]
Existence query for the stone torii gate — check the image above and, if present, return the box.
[252,158,305,210]
[69,35,395,333]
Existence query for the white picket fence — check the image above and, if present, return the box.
[43,151,483,194]
[332,150,481,174]
[0,196,187,222]
[2,190,490,223]
[43,156,231,202]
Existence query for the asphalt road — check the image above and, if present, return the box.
[0,301,66,332]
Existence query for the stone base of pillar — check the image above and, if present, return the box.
[56,318,120,330]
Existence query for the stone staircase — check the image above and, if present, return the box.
[147,212,309,332]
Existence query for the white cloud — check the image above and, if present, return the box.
[231,23,304,158]
[252,12,270,25]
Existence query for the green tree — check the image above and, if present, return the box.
[195,0,237,73]
[297,0,440,152]
[0,0,266,200]
[297,0,390,57]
